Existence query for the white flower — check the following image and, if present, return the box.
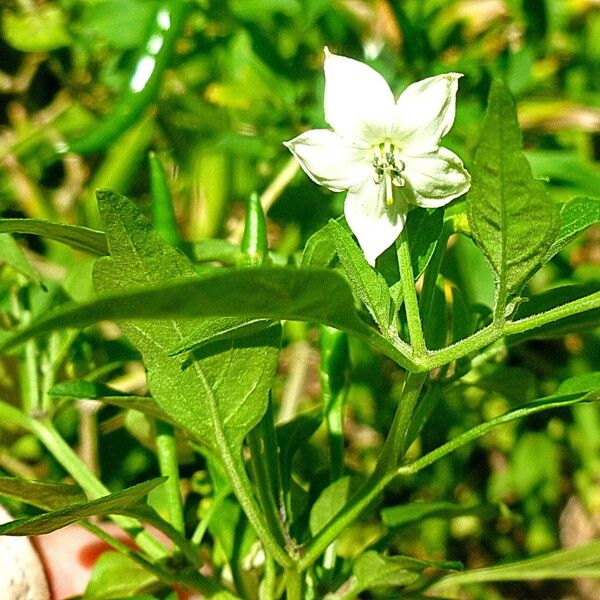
[284,48,471,266]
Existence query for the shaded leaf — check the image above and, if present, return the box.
[302,224,337,268]
[84,552,158,600]
[381,501,500,529]
[509,283,600,342]
[168,318,273,356]
[0,478,165,536]
[431,540,600,589]
[543,197,600,263]
[2,5,70,51]
[557,373,600,395]
[276,408,322,496]
[328,551,461,599]
[0,234,41,283]
[0,219,108,255]
[526,150,600,198]
[406,207,445,279]
[0,477,85,511]
[309,476,362,536]
[48,381,171,422]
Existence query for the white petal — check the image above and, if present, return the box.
[403,146,471,208]
[284,129,372,192]
[344,176,407,266]
[390,73,462,152]
[324,47,395,144]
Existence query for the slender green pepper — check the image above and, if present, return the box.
[66,0,190,155]
[239,192,269,266]
[148,151,182,248]
[240,195,289,549]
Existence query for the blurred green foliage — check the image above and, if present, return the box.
[0,1,599,598]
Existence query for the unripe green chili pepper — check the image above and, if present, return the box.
[239,194,287,546]
[148,151,182,248]
[66,0,191,155]
[239,192,269,266]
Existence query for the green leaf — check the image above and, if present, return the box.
[276,408,321,498]
[467,79,560,318]
[526,150,600,198]
[0,219,108,255]
[84,552,158,600]
[0,234,41,283]
[381,501,500,529]
[328,551,461,599]
[2,5,70,51]
[557,372,600,395]
[92,190,280,458]
[77,0,156,50]
[48,381,171,422]
[0,476,85,511]
[543,197,600,263]
[49,380,130,398]
[0,195,411,370]
[406,207,445,279]
[0,264,407,363]
[431,540,600,590]
[302,224,337,268]
[326,219,393,332]
[192,239,240,265]
[0,478,165,536]
[309,476,362,536]
[167,318,273,356]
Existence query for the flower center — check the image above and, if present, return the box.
[372,142,406,206]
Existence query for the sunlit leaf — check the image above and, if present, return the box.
[467,80,560,318]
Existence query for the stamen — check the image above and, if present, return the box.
[372,144,406,204]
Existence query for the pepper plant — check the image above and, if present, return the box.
[0,2,600,598]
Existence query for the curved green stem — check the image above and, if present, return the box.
[155,420,185,533]
[373,371,427,477]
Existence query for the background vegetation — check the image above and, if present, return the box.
[0,0,599,598]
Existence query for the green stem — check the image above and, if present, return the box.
[373,371,428,476]
[155,420,185,533]
[396,227,426,356]
[247,426,287,548]
[0,399,168,560]
[16,287,39,415]
[191,484,231,545]
[425,290,600,370]
[297,371,427,571]
[285,569,303,600]
[260,554,277,600]
[297,472,394,571]
[223,445,294,569]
